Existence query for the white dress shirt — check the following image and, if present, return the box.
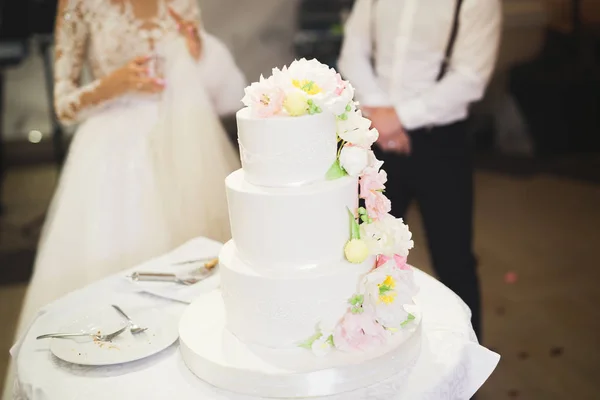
[338,0,501,130]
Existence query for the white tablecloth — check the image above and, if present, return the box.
[9,238,500,400]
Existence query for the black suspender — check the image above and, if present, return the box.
[436,0,465,81]
[370,0,465,82]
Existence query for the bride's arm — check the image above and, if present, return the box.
[54,0,148,125]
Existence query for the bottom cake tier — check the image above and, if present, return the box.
[179,289,422,398]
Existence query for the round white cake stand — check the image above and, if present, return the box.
[179,289,422,398]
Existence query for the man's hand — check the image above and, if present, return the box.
[363,107,401,136]
[381,129,412,154]
[363,106,411,154]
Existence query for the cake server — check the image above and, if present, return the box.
[128,268,214,285]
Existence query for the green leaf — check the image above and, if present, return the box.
[349,294,364,306]
[347,207,360,240]
[326,334,335,347]
[298,331,323,349]
[358,207,367,215]
[326,160,347,180]
[307,99,321,115]
[400,313,416,328]
[351,306,364,314]
[379,284,392,296]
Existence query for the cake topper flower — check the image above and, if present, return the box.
[241,75,284,118]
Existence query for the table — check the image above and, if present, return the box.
[9,238,499,400]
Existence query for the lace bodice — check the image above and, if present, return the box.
[55,0,200,124]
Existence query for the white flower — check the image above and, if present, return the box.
[360,214,414,257]
[276,59,338,97]
[288,59,338,89]
[311,332,334,357]
[309,317,338,356]
[337,110,379,148]
[339,145,369,176]
[360,261,418,329]
[325,81,355,115]
[365,150,384,173]
[271,65,294,92]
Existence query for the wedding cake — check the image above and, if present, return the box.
[179,59,422,398]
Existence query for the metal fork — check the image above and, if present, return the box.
[111,305,147,334]
[36,326,127,342]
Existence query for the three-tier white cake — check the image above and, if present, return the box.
[179,59,423,398]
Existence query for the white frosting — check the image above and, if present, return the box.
[219,240,375,348]
[225,169,358,271]
[179,289,422,398]
[236,108,337,187]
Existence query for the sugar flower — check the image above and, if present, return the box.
[376,254,410,271]
[360,261,418,329]
[283,90,309,116]
[241,75,285,118]
[326,76,355,115]
[344,239,370,264]
[337,110,379,148]
[359,168,387,197]
[360,214,414,257]
[339,145,369,176]
[363,190,392,221]
[311,334,334,356]
[333,310,388,352]
[274,59,338,99]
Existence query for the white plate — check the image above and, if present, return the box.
[49,304,179,366]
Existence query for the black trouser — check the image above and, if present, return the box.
[374,121,481,339]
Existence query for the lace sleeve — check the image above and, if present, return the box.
[54,0,119,125]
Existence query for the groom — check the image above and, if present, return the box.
[338,0,501,340]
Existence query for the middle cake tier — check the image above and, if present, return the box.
[225,169,358,271]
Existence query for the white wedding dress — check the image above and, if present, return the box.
[4,2,244,395]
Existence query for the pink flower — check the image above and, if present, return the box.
[359,169,387,197]
[333,311,387,352]
[241,75,285,118]
[364,190,391,221]
[334,73,347,96]
[376,254,410,270]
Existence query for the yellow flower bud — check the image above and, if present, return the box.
[283,91,309,116]
[344,239,369,264]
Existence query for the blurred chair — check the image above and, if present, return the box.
[0,0,30,214]
[293,0,354,68]
[0,0,62,235]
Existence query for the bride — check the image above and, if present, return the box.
[6,0,244,382]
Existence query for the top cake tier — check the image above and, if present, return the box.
[237,109,337,187]
[238,58,359,188]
